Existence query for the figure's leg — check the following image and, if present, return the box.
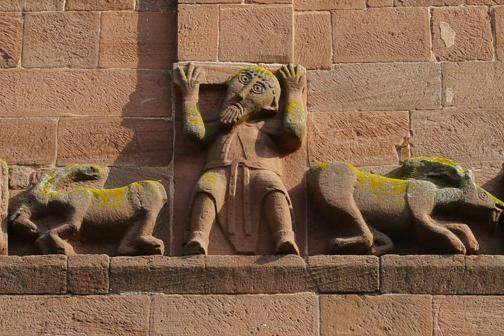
[36,209,84,256]
[263,191,299,255]
[370,227,394,256]
[182,193,216,255]
[444,223,479,254]
[415,215,466,254]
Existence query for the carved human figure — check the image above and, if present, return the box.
[175,63,307,255]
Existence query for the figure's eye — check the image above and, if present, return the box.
[238,73,252,84]
[251,82,266,94]
[479,191,487,199]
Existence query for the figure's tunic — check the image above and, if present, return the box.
[194,120,292,253]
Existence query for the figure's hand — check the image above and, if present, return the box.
[279,64,306,95]
[175,63,205,102]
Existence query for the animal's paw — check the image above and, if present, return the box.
[330,236,373,254]
[137,236,165,255]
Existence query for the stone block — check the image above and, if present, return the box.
[0,13,22,68]
[137,0,178,11]
[8,165,35,190]
[109,256,207,293]
[395,0,463,5]
[432,7,493,61]
[151,293,319,335]
[321,295,433,336]
[219,5,293,63]
[178,4,219,61]
[381,255,466,294]
[68,254,109,295]
[367,0,394,6]
[294,0,365,10]
[0,118,57,166]
[205,255,314,294]
[100,12,177,69]
[307,255,379,293]
[309,110,409,166]
[0,255,66,294]
[493,6,504,61]
[467,0,504,4]
[0,295,150,335]
[66,0,135,10]
[22,12,100,68]
[0,69,171,118]
[294,12,332,70]
[463,255,504,295]
[57,117,173,166]
[308,63,441,112]
[332,8,430,63]
[0,0,64,11]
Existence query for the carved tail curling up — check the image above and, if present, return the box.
[309,157,504,256]
[9,164,168,256]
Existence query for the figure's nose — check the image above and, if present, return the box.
[236,82,254,101]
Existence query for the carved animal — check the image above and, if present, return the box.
[9,164,167,256]
[309,158,504,255]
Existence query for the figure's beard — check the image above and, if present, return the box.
[219,102,247,127]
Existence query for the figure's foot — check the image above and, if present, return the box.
[275,238,300,255]
[118,235,165,256]
[330,236,373,254]
[182,238,207,256]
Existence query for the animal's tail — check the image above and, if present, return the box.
[0,160,8,255]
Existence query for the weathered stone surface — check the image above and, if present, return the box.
[434,296,504,336]
[57,117,173,166]
[0,255,66,294]
[66,0,135,10]
[23,12,100,68]
[308,63,441,112]
[110,256,207,293]
[68,255,109,295]
[307,255,379,293]
[178,5,219,61]
[294,12,332,70]
[381,255,466,294]
[137,0,177,11]
[8,165,35,190]
[174,62,255,84]
[443,62,504,108]
[332,8,430,63]
[321,295,433,336]
[0,13,22,68]
[465,0,504,4]
[0,118,57,165]
[0,295,149,336]
[411,109,504,163]
[494,6,504,61]
[432,7,493,61]
[0,0,64,11]
[294,0,365,10]
[179,0,241,2]
[367,0,394,6]
[151,293,319,335]
[219,5,293,63]
[100,12,177,69]
[396,0,463,5]
[309,111,410,166]
[464,255,504,295]
[0,69,171,118]
[205,255,314,293]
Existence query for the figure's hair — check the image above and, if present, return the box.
[227,66,281,103]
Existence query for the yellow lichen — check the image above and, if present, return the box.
[88,187,130,208]
[200,172,217,188]
[349,164,408,197]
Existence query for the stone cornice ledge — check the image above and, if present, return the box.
[0,255,502,295]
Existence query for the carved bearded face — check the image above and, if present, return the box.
[220,66,281,127]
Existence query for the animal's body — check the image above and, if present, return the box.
[309,161,503,255]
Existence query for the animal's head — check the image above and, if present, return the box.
[8,194,40,239]
[220,66,281,127]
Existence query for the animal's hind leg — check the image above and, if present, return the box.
[444,223,479,254]
[415,215,466,254]
[36,210,84,256]
[370,227,394,256]
[330,200,373,254]
[118,209,165,256]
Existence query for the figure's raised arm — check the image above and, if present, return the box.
[175,63,218,145]
[278,64,307,151]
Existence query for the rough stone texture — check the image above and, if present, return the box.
[174,62,255,84]
[151,293,319,336]
[381,255,466,294]
[464,255,504,295]
[294,12,332,70]
[443,61,504,109]
[0,255,66,294]
[57,117,173,166]
[68,255,109,295]
[110,256,207,293]
[8,165,35,190]
[332,8,431,63]
[411,109,504,163]
[294,0,365,10]
[100,12,177,69]
[309,111,410,166]
[0,118,57,165]
[494,6,504,61]
[432,7,493,61]
[219,5,293,63]
[22,12,100,69]
[0,295,150,336]
[321,295,433,336]
[307,255,379,293]
[0,0,64,11]
[367,0,394,6]
[178,5,219,61]
[469,0,504,3]
[137,0,178,11]
[434,296,504,336]
[0,13,22,68]
[205,255,314,293]
[308,63,441,112]
[0,69,171,118]
[66,0,135,10]
[396,0,463,5]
